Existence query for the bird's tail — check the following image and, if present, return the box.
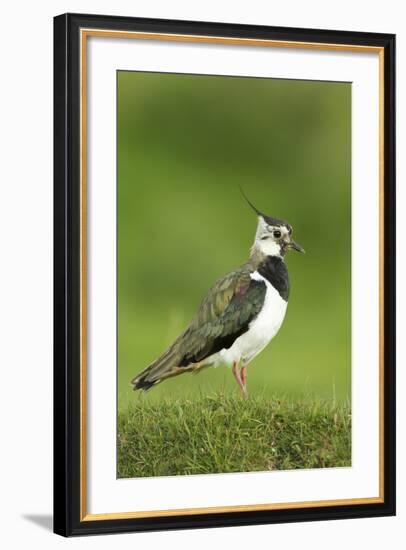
[131,344,184,391]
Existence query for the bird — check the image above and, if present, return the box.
[131,193,305,397]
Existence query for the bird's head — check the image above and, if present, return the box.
[241,190,305,258]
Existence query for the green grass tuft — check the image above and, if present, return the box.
[117,393,351,478]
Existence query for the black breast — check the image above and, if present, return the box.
[258,256,290,301]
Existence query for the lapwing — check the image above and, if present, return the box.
[131,194,304,397]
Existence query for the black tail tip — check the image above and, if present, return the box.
[131,376,156,392]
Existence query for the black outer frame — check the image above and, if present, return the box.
[53,12,396,537]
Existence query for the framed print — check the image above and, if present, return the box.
[53,13,396,536]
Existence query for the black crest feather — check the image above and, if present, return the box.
[239,186,287,227]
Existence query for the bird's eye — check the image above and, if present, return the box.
[273,230,281,239]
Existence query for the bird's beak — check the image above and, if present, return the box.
[288,240,305,253]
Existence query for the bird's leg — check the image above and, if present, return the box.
[232,361,247,399]
[232,361,243,393]
[240,366,248,397]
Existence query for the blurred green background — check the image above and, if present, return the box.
[117,71,351,411]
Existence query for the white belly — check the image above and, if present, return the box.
[206,271,288,367]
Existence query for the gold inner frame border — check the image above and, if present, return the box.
[79,28,385,522]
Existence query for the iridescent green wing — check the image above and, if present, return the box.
[177,267,267,366]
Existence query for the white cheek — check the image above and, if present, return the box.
[258,239,281,256]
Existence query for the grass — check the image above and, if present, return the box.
[117,393,351,478]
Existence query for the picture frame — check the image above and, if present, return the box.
[53,12,396,536]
